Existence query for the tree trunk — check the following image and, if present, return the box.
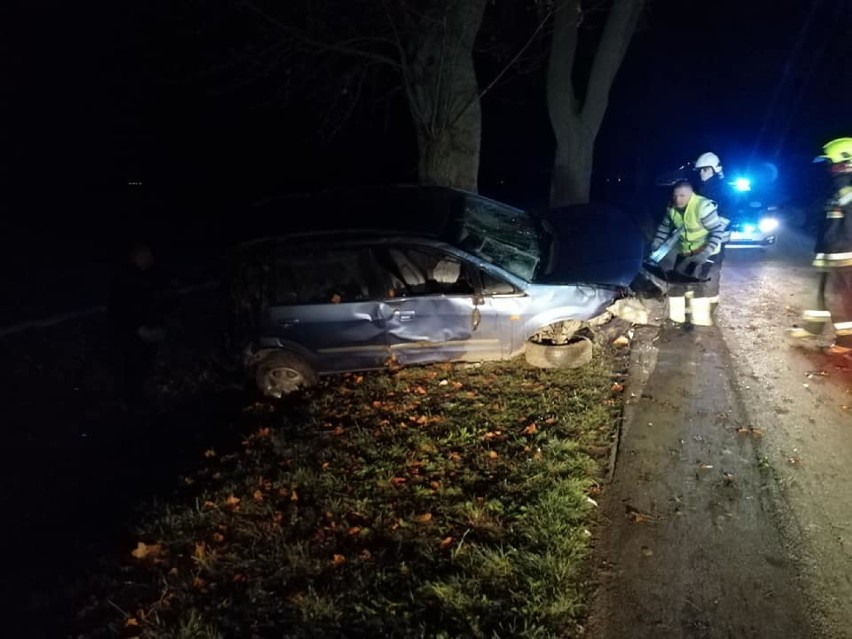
[546,0,644,207]
[405,0,487,192]
[551,121,595,206]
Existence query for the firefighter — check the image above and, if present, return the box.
[694,151,731,220]
[787,137,852,353]
[650,180,728,326]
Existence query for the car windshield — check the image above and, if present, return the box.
[454,197,543,281]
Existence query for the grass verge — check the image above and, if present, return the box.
[78,353,624,638]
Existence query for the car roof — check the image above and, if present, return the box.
[232,184,524,247]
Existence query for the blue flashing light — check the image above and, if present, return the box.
[733,177,752,192]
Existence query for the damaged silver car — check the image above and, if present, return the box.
[225,186,643,397]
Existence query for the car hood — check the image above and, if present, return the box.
[533,204,644,288]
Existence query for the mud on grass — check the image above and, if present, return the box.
[77,354,624,638]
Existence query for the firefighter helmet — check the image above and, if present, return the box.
[815,138,852,175]
[694,152,723,175]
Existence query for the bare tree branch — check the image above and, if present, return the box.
[242,0,403,69]
[451,2,554,129]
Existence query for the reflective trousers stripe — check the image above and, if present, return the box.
[814,252,852,268]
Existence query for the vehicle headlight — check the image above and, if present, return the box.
[742,224,756,234]
[758,217,779,233]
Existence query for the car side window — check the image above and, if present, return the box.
[479,270,519,295]
[377,247,475,297]
[274,248,374,305]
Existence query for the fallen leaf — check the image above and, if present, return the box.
[751,428,764,438]
[698,464,714,470]
[430,480,441,490]
[414,386,428,395]
[611,382,625,393]
[371,400,382,408]
[332,426,345,436]
[522,423,537,436]
[440,536,454,549]
[347,526,362,536]
[332,554,346,566]
[439,379,449,386]
[544,417,557,425]
[414,513,433,524]
[360,549,372,560]
[126,618,139,627]
[253,490,264,503]
[212,532,225,543]
[169,567,179,576]
[390,477,407,486]
[625,505,655,523]
[488,450,499,459]
[225,495,241,507]
[613,335,630,347]
[290,489,299,502]
[257,427,270,438]
[355,375,364,384]
[131,542,163,561]
[203,448,216,458]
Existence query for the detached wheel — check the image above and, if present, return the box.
[255,351,317,398]
[525,336,593,369]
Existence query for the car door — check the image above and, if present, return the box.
[374,245,504,365]
[265,245,388,372]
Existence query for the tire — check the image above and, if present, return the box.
[524,335,594,369]
[255,351,318,398]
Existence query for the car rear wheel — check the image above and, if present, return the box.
[255,351,318,398]
[524,335,593,369]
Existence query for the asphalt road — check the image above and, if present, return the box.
[588,230,852,638]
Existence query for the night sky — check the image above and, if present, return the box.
[5,0,851,225]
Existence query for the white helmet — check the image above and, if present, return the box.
[694,152,723,176]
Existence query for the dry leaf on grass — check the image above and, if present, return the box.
[414,513,433,524]
[212,532,225,543]
[488,450,499,459]
[332,554,346,566]
[611,382,625,393]
[253,490,264,503]
[131,542,163,561]
[225,495,241,507]
[194,542,207,560]
[126,618,139,627]
[440,536,454,549]
[522,423,537,436]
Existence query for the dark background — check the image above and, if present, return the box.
[3,0,850,300]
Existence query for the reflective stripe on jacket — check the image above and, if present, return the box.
[666,194,727,255]
[813,186,852,269]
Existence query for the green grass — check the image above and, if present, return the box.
[79,354,623,638]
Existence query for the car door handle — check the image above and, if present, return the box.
[393,310,416,322]
[278,318,300,328]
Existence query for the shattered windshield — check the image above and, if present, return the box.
[455,197,542,281]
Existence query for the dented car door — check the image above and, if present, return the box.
[375,246,502,365]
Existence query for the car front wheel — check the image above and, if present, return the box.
[524,335,593,369]
[255,351,318,398]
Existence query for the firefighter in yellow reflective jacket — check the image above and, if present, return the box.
[788,137,852,352]
[650,180,729,326]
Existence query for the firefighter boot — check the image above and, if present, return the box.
[691,296,713,326]
[668,296,686,323]
[786,310,830,343]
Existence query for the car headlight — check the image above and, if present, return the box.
[758,217,779,233]
[742,224,756,234]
